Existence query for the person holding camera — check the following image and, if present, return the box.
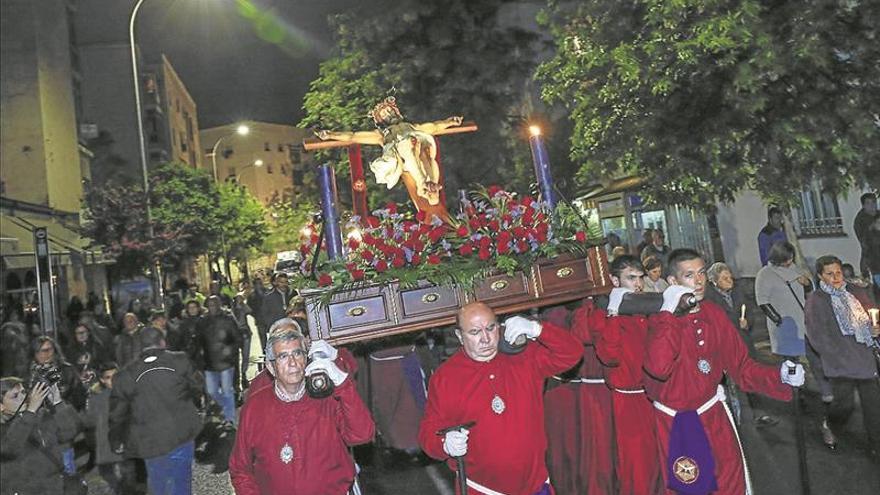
[1,377,82,494]
[417,302,582,495]
[229,325,375,494]
[29,336,86,411]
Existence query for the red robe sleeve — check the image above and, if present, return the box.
[715,306,792,401]
[332,378,376,446]
[229,396,261,495]
[591,309,623,367]
[644,312,683,381]
[531,321,584,377]
[418,372,451,461]
[570,299,597,345]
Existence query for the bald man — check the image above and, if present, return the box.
[418,303,581,495]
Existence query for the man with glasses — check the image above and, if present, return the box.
[645,248,803,495]
[418,302,581,495]
[229,323,374,495]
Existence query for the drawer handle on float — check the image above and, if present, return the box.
[421,292,440,303]
[556,267,574,279]
[490,280,509,292]
[347,306,367,317]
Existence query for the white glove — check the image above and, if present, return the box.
[661,285,695,313]
[607,287,634,316]
[503,315,542,344]
[305,358,348,386]
[780,360,805,387]
[442,428,469,457]
[308,339,338,361]
[47,384,63,406]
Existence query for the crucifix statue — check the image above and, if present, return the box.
[312,97,474,224]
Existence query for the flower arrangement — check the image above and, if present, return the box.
[287,186,601,294]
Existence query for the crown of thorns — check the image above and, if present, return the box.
[369,96,403,125]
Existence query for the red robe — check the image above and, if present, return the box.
[545,300,615,495]
[590,308,663,495]
[644,301,792,495]
[229,378,375,495]
[418,322,581,495]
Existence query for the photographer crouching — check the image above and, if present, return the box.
[1,376,83,494]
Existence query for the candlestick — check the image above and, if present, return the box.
[528,126,558,208]
[317,164,344,260]
[870,308,879,327]
[740,304,746,321]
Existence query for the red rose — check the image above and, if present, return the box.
[403,221,415,232]
[456,225,469,237]
[386,202,398,214]
[366,216,380,228]
[522,211,534,224]
[487,185,503,197]
[521,196,534,207]
[391,256,405,268]
[516,240,528,252]
[375,260,388,272]
[347,238,360,250]
[575,231,586,242]
[469,218,481,230]
[488,220,500,232]
[411,254,422,265]
[459,243,474,256]
[429,227,446,243]
[412,239,425,252]
[502,214,513,224]
[479,236,492,249]
[478,246,491,260]
[428,254,441,265]
[350,269,365,281]
[317,274,332,287]
[536,231,548,243]
[465,206,476,216]
[415,211,427,223]
[512,227,527,239]
[362,233,375,245]
[361,249,374,262]
[310,234,319,245]
[537,222,549,234]
[497,241,510,254]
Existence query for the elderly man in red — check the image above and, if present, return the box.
[587,254,663,495]
[418,302,581,495]
[645,248,803,495]
[229,325,374,494]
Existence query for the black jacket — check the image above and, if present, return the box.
[258,288,292,330]
[109,348,203,459]
[0,403,81,494]
[195,313,242,371]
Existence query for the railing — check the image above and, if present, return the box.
[796,216,844,236]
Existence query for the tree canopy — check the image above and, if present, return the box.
[300,0,549,207]
[537,0,879,209]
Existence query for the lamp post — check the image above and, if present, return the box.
[129,0,166,304]
[210,124,250,182]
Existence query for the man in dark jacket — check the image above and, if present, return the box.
[257,272,292,349]
[114,312,144,367]
[109,327,203,495]
[195,296,242,424]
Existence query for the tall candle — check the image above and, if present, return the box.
[740,304,746,320]
[528,126,558,208]
[870,308,880,326]
[317,164,344,260]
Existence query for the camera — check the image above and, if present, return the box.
[305,350,334,399]
[30,365,63,388]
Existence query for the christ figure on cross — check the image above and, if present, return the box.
[315,97,463,224]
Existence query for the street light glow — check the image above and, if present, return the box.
[236,124,250,136]
[254,159,264,167]
[529,125,542,137]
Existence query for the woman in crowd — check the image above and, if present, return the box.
[642,256,669,293]
[64,323,111,389]
[705,262,778,426]
[0,377,82,494]
[1,307,31,379]
[755,242,835,442]
[805,255,880,455]
[29,336,86,411]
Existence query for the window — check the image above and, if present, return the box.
[267,165,274,174]
[290,149,302,164]
[278,144,285,152]
[793,179,844,236]
[264,142,271,151]
[180,132,187,152]
[280,165,288,176]
[228,167,237,178]
[292,170,304,186]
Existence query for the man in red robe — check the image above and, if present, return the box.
[645,249,803,495]
[229,325,375,494]
[418,302,581,495]
[545,303,616,495]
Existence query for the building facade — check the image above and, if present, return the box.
[1,0,110,323]
[200,121,313,207]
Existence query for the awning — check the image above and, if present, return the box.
[576,176,647,201]
[0,214,112,270]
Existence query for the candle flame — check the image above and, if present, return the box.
[529,125,542,137]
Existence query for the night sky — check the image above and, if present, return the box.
[76,0,363,129]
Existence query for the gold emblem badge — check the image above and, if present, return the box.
[673,456,699,484]
[353,179,367,192]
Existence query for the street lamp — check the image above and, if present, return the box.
[234,159,264,183]
[210,124,251,182]
[129,0,166,303]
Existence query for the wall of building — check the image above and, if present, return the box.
[200,122,312,207]
[716,188,865,277]
[157,55,202,169]
[1,0,83,214]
